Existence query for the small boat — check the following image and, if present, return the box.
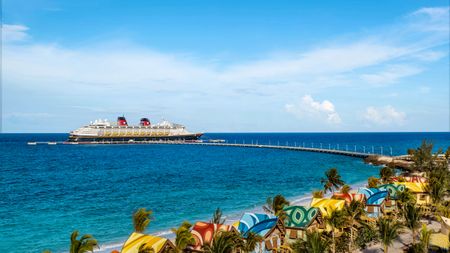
[27,142,37,145]
[48,142,57,145]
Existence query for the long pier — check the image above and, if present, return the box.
[27,140,374,158]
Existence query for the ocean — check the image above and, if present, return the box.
[0,132,449,253]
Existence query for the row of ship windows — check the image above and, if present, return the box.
[88,126,180,129]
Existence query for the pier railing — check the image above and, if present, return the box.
[28,140,402,158]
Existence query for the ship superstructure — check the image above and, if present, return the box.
[68,116,202,143]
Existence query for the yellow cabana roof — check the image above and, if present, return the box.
[121,232,171,253]
[430,233,449,250]
[310,198,345,217]
[394,182,427,193]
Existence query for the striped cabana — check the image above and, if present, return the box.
[190,222,236,251]
[394,182,431,205]
[237,213,285,252]
[331,192,366,204]
[310,198,345,218]
[121,232,175,253]
[283,206,324,241]
[357,188,388,218]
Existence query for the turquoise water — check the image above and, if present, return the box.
[0,132,449,253]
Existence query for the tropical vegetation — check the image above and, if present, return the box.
[43,140,450,253]
[69,230,98,253]
[133,208,154,233]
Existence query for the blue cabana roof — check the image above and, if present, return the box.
[366,191,388,205]
[357,187,381,199]
[243,218,279,238]
[238,213,275,235]
[358,187,388,206]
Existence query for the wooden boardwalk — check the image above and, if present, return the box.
[28,140,372,158]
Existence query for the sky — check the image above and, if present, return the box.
[1,0,449,133]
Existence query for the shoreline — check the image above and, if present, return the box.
[94,179,370,253]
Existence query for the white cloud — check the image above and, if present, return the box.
[2,6,449,132]
[409,6,450,32]
[2,24,29,42]
[285,95,342,124]
[410,50,447,61]
[364,106,406,126]
[360,65,423,85]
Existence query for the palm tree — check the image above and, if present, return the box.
[419,224,431,252]
[367,176,380,188]
[380,166,394,183]
[312,190,324,198]
[320,168,345,193]
[340,184,351,194]
[377,217,401,253]
[171,221,195,253]
[263,194,290,218]
[69,230,98,253]
[425,163,449,205]
[397,188,415,209]
[425,179,445,206]
[42,251,51,253]
[402,203,422,245]
[133,208,153,233]
[242,232,263,253]
[138,243,155,253]
[410,140,434,172]
[291,231,329,253]
[211,208,226,224]
[344,200,365,252]
[325,209,345,253]
[201,231,240,253]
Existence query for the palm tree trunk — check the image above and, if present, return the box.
[332,231,335,253]
[349,226,353,252]
[412,229,416,245]
[384,244,388,253]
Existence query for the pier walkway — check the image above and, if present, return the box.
[28,140,375,158]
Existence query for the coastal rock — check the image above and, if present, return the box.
[364,155,412,170]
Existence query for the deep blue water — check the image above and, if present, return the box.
[0,132,449,253]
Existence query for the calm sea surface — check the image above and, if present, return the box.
[1,132,449,253]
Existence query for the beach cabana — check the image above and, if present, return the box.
[189,222,237,252]
[283,206,324,241]
[121,232,175,253]
[237,212,285,252]
[310,198,345,218]
[331,192,366,205]
[357,188,389,218]
[394,182,431,205]
[377,184,405,212]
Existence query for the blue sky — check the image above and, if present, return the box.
[2,0,449,132]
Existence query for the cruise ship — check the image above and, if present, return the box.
[68,116,203,143]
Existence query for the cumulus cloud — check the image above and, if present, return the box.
[2,24,29,42]
[285,95,342,124]
[364,106,406,126]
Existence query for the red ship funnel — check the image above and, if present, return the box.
[140,118,151,126]
[117,116,128,126]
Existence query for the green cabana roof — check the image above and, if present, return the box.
[283,206,320,229]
